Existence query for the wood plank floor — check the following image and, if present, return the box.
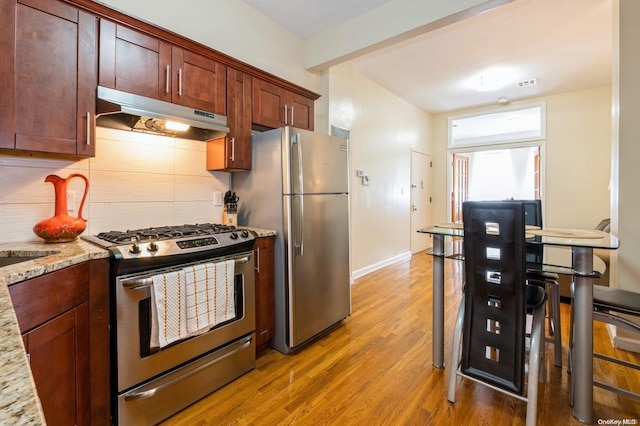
[162,253,640,425]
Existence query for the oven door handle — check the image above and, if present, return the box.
[122,256,251,290]
[122,277,154,290]
[123,334,253,401]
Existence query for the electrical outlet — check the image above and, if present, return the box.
[66,191,76,212]
[213,191,223,206]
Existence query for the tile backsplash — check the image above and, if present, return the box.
[0,127,230,243]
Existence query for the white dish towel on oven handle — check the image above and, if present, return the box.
[151,269,189,348]
[184,259,236,337]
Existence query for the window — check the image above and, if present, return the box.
[448,103,545,148]
[447,103,546,223]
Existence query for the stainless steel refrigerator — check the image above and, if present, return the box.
[233,126,351,354]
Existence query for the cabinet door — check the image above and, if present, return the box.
[0,0,13,149]
[9,260,110,425]
[254,236,275,355]
[172,47,226,114]
[25,304,90,426]
[288,92,314,131]
[207,68,251,171]
[252,78,286,129]
[252,78,315,130]
[1,0,97,156]
[99,20,172,102]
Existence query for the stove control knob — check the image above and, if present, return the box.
[129,243,141,254]
[148,241,159,252]
[230,232,238,240]
[241,230,249,238]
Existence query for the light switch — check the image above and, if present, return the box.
[213,191,223,206]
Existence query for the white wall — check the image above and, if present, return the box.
[327,63,433,277]
[0,128,230,243]
[609,0,640,351]
[431,86,612,229]
[305,0,494,70]
[612,0,640,293]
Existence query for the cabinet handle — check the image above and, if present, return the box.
[255,247,260,273]
[230,137,235,162]
[290,106,294,126]
[283,104,288,125]
[165,65,170,94]
[86,112,91,145]
[178,68,183,96]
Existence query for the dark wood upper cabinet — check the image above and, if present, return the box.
[172,48,226,114]
[99,20,226,115]
[253,78,315,131]
[98,22,171,102]
[207,68,252,171]
[1,0,318,161]
[0,0,97,156]
[288,91,314,130]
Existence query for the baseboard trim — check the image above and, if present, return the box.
[606,323,640,353]
[351,251,412,281]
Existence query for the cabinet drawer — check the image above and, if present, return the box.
[9,262,90,333]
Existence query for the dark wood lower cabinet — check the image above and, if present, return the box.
[9,259,110,426]
[254,236,275,356]
[24,304,90,425]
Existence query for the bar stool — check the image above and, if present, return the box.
[519,199,563,367]
[569,284,640,403]
[448,201,546,426]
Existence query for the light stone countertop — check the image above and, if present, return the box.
[242,227,277,238]
[0,239,109,425]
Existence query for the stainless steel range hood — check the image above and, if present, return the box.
[96,86,229,141]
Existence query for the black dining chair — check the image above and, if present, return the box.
[447,201,546,426]
[569,284,640,403]
[518,199,563,367]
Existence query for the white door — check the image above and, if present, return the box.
[410,151,432,253]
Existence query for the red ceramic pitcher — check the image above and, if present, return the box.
[33,174,89,243]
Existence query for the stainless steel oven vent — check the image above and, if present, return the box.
[96,86,229,141]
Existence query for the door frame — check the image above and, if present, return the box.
[446,141,545,223]
[410,150,433,254]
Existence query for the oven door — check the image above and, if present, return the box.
[114,250,255,393]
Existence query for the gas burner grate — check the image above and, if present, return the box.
[96,223,237,244]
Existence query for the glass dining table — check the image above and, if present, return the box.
[418,224,620,424]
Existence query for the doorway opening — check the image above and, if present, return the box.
[450,145,540,223]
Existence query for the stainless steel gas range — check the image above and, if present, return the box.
[83,224,256,425]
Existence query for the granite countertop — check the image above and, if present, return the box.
[0,228,275,425]
[0,239,109,425]
[242,227,277,238]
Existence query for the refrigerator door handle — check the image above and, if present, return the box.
[293,194,304,256]
[293,133,304,256]
[293,133,304,192]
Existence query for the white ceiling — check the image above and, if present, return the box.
[241,0,612,114]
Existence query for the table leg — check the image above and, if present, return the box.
[572,247,594,423]
[433,234,445,368]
